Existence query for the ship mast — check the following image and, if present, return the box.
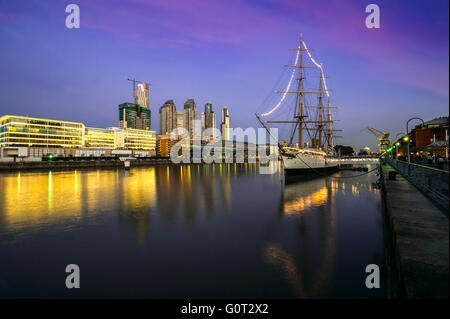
[318,67,323,148]
[326,96,332,149]
[264,35,340,150]
[298,35,304,148]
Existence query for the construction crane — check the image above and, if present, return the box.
[127,78,151,104]
[361,127,390,154]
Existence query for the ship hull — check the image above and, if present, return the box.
[281,151,338,182]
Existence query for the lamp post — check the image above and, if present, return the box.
[395,132,405,159]
[406,117,424,163]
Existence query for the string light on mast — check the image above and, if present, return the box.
[261,40,330,117]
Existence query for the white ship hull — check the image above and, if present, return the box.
[281,148,338,176]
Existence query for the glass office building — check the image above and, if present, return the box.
[123,128,156,150]
[84,127,115,148]
[0,115,84,148]
[119,103,151,131]
[0,115,156,153]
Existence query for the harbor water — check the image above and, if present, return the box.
[0,163,385,298]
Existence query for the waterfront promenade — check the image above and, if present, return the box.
[381,164,449,298]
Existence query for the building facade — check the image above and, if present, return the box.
[201,101,216,141]
[0,115,156,159]
[221,106,230,141]
[409,116,449,159]
[0,115,84,148]
[119,103,151,131]
[121,128,156,150]
[183,99,197,138]
[410,117,449,148]
[156,134,179,157]
[177,112,184,130]
[159,100,177,135]
[135,82,150,108]
[85,127,115,148]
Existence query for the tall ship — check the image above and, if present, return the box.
[256,35,341,177]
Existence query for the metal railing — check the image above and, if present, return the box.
[386,158,449,201]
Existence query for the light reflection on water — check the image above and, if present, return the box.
[0,163,384,298]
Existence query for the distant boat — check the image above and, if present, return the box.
[256,35,340,178]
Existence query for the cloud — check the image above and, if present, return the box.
[2,0,448,95]
[79,0,287,49]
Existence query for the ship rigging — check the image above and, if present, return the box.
[256,35,342,176]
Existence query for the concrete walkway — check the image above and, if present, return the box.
[381,164,449,298]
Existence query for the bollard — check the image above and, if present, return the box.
[388,171,398,180]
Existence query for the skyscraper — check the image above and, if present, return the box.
[119,102,151,131]
[135,82,150,108]
[183,99,197,138]
[221,106,230,141]
[201,101,216,141]
[159,100,177,135]
[177,112,184,130]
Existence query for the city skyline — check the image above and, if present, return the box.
[159,98,231,141]
[0,0,448,151]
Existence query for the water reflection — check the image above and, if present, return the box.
[117,168,157,245]
[0,164,266,234]
[0,163,383,298]
[263,167,381,298]
[283,180,330,215]
[264,177,337,297]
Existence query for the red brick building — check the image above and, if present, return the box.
[410,117,449,159]
[411,117,448,147]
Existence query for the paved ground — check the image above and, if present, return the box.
[381,164,449,298]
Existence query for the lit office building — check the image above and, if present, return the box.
[159,100,177,135]
[0,115,156,159]
[201,101,216,141]
[221,107,230,141]
[0,115,84,148]
[122,128,156,150]
[183,99,197,138]
[119,103,151,131]
[84,127,115,148]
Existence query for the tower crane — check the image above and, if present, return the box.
[360,127,390,153]
[127,78,151,104]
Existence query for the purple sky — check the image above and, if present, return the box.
[0,0,448,151]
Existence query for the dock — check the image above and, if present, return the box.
[381,163,449,298]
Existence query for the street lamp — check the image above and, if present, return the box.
[406,117,424,163]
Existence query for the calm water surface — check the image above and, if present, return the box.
[0,163,385,298]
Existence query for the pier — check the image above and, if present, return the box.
[380,160,449,298]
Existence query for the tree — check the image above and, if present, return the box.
[334,145,354,156]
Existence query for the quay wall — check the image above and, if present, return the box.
[0,158,263,172]
[0,159,173,172]
[380,163,449,298]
